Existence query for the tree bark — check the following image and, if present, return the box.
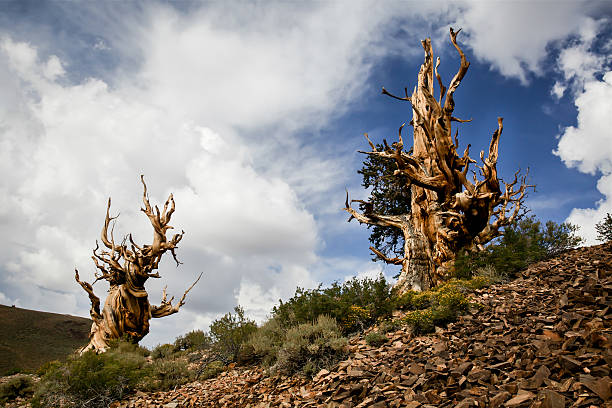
[346,29,532,293]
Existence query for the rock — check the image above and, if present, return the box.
[490,391,511,408]
[540,389,565,408]
[580,374,611,401]
[504,390,535,407]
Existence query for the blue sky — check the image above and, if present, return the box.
[1,1,611,347]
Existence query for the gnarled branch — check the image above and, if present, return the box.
[150,272,203,318]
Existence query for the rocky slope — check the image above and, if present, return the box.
[120,243,611,408]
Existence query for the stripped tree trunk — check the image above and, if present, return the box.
[346,29,532,293]
[75,176,201,353]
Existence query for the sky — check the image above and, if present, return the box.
[0,0,611,348]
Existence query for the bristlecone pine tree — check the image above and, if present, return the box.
[75,176,201,353]
[345,28,532,293]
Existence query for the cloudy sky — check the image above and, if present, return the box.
[1,1,611,348]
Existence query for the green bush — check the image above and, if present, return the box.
[198,360,225,380]
[272,275,393,335]
[454,216,583,279]
[36,360,62,377]
[174,330,212,352]
[395,279,472,334]
[377,319,400,334]
[152,343,176,360]
[365,331,387,347]
[246,317,286,367]
[140,358,194,391]
[31,340,148,408]
[274,315,347,378]
[473,265,506,284]
[210,306,258,364]
[402,309,435,334]
[0,375,35,403]
[596,213,612,242]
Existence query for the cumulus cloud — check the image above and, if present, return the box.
[0,2,439,347]
[555,72,612,243]
[0,33,326,345]
[453,1,596,83]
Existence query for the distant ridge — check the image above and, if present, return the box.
[0,304,91,375]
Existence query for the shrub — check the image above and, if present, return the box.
[365,331,387,347]
[246,317,286,367]
[198,361,225,380]
[152,343,176,360]
[402,309,435,334]
[210,306,258,364]
[274,315,347,378]
[596,213,612,242]
[0,375,35,403]
[31,340,148,408]
[272,275,393,335]
[473,265,506,284]
[36,360,62,377]
[378,319,400,334]
[140,358,194,391]
[454,216,583,279]
[174,330,212,352]
[395,279,471,334]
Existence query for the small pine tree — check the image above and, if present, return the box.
[595,213,612,242]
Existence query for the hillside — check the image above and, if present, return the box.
[0,305,91,375]
[120,243,612,407]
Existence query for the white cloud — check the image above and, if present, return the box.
[0,2,437,346]
[555,72,612,243]
[453,1,595,83]
[0,35,324,345]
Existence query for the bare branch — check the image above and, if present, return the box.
[382,87,412,103]
[150,272,203,318]
[369,246,405,265]
[443,27,470,115]
[451,117,473,123]
[75,269,102,322]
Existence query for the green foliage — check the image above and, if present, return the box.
[246,317,286,367]
[36,360,62,377]
[402,309,436,334]
[272,275,393,334]
[365,331,387,347]
[32,340,148,408]
[454,216,584,279]
[395,279,472,334]
[0,375,35,403]
[140,358,193,392]
[209,306,258,364]
[274,315,347,378]
[197,361,225,380]
[151,343,177,360]
[377,319,401,334]
[357,143,411,260]
[473,265,507,284]
[174,330,212,352]
[109,338,150,357]
[595,213,612,242]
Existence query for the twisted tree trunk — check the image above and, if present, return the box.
[75,176,201,353]
[346,29,532,293]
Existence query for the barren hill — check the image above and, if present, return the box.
[121,243,612,408]
[0,305,90,375]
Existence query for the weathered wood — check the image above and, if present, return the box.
[75,176,200,352]
[346,28,532,292]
